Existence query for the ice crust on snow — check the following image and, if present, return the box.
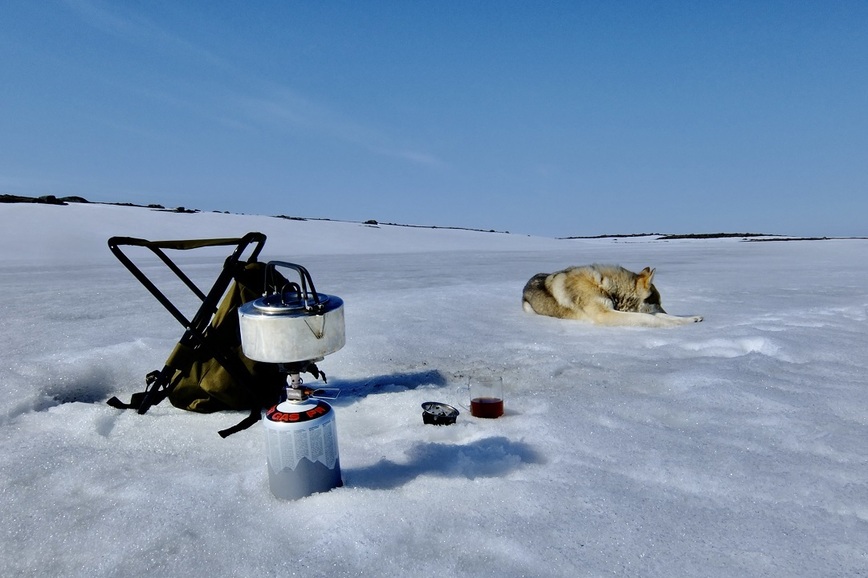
[1,203,866,577]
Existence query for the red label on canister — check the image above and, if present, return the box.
[265,401,331,424]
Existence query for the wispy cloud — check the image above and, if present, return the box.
[62,0,445,169]
[373,148,445,168]
[62,0,227,68]
[238,88,446,168]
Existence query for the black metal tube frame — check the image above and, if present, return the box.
[107,232,266,414]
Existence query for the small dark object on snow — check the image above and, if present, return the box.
[421,402,459,425]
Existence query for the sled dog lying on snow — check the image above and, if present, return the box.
[522,264,703,327]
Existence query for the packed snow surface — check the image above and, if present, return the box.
[1,204,866,577]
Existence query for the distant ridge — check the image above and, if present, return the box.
[560,232,778,240]
[561,232,865,242]
[559,233,662,239]
[3,194,863,240]
[1,194,88,205]
[274,214,509,235]
[1,194,509,235]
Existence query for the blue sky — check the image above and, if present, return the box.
[2,1,866,237]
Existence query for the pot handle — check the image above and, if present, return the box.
[263,261,325,310]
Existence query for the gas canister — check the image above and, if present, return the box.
[262,398,342,500]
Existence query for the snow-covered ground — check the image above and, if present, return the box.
[2,203,866,577]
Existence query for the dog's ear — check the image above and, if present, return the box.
[637,267,656,289]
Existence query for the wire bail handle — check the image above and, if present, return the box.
[263,261,326,312]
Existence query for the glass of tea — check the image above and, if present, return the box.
[469,376,504,418]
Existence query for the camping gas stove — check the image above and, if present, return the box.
[238,261,345,499]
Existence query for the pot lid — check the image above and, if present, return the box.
[249,292,337,314]
[421,401,459,425]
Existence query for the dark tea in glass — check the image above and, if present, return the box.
[470,396,504,418]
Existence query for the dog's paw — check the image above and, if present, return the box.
[692,316,703,323]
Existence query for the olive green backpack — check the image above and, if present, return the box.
[107,234,292,437]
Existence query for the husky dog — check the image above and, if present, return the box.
[522,264,703,327]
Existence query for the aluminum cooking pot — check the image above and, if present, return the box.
[238,261,345,363]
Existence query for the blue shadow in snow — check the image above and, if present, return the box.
[327,369,448,406]
[344,436,545,490]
